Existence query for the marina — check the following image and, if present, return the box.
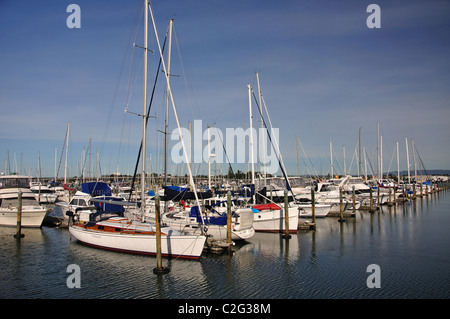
[1,0,450,309]
[1,182,449,300]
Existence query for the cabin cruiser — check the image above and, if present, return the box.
[0,175,48,227]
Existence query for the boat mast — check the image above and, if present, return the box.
[148,5,205,221]
[247,84,255,186]
[396,141,400,184]
[330,140,333,178]
[64,122,70,184]
[141,0,149,221]
[406,137,411,187]
[164,19,173,195]
[256,72,266,186]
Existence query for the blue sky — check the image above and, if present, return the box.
[1,0,449,179]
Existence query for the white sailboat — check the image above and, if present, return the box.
[0,175,48,227]
[68,1,206,260]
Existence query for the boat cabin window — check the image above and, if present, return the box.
[0,197,39,208]
[70,198,88,206]
[0,177,30,189]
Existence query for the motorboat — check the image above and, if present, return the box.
[0,175,48,227]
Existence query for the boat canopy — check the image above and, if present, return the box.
[189,206,227,226]
[0,175,30,189]
[81,182,112,197]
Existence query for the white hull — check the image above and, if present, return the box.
[298,204,331,217]
[161,207,255,241]
[163,219,255,241]
[0,206,48,227]
[69,222,206,260]
[252,206,299,233]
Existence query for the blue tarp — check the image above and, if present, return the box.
[81,182,112,196]
[93,196,125,213]
[189,206,227,226]
[167,185,188,192]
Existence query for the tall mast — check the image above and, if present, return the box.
[296,136,300,177]
[164,19,173,192]
[380,135,383,181]
[330,140,333,178]
[406,137,411,187]
[64,122,70,184]
[149,5,204,220]
[247,84,255,185]
[412,139,417,182]
[358,127,361,177]
[396,141,400,184]
[141,0,149,220]
[377,121,380,180]
[256,72,266,185]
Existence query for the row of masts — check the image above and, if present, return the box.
[327,125,427,185]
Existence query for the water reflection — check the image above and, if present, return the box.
[1,190,449,298]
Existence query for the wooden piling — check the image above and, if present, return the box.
[338,187,345,222]
[388,186,393,207]
[153,194,169,275]
[281,190,291,239]
[14,190,24,239]
[369,187,375,213]
[227,191,232,253]
[311,188,316,229]
[352,185,356,212]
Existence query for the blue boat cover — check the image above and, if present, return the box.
[81,182,112,196]
[189,206,227,226]
[93,196,125,213]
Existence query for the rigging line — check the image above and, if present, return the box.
[172,24,201,121]
[56,125,69,180]
[251,90,294,198]
[117,7,145,170]
[128,36,167,202]
[412,145,429,179]
[100,5,143,166]
[215,123,239,185]
[297,137,319,180]
[364,148,376,178]
[386,144,396,177]
[149,4,206,224]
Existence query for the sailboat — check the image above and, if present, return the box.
[249,76,299,233]
[68,1,206,260]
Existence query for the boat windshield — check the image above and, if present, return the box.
[0,197,39,208]
[0,177,30,189]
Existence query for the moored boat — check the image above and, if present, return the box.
[0,175,48,227]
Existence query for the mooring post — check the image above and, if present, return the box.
[227,190,232,253]
[153,194,169,275]
[369,187,375,213]
[14,190,25,239]
[393,185,397,204]
[311,187,316,228]
[281,190,291,239]
[388,185,392,207]
[338,186,345,222]
[352,185,356,211]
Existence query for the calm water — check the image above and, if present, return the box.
[1,191,449,299]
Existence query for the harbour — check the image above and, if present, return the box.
[1,0,450,309]
[1,185,449,300]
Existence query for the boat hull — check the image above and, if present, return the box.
[69,225,206,260]
[252,206,299,233]
[298,204,331,217]
[0,206,48,227]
